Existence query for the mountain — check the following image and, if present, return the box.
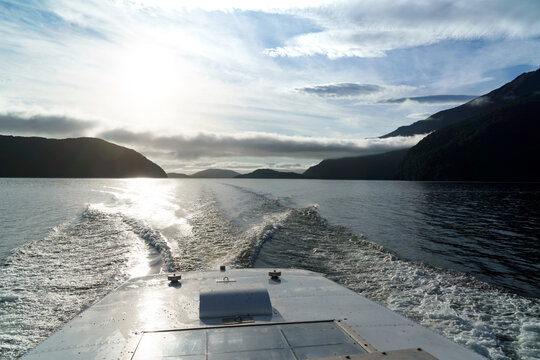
[236,169,306,179]
[0,135,167,178]
[381,68,540,138]
[190,169,240,178]
[397,92,540,181]
[168,172,190,178]
[303,68,540,181]
[303,149,409,180]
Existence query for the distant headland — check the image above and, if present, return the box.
[236,169,306,179]
[0,135,167,178]
[168,169,240,178]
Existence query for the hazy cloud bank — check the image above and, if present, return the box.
[0,113,97,136]
[100,129,425,160]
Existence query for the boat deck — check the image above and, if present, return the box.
[23,269,484,359]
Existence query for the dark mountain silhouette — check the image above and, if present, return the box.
[397,92,540,181]
[303,149,409,179]
[168,172,190,178]
[236,169,306,179]
[190,169,240,178]
[0,135,167,178]
[304,68,540,181]
[381,68,540,138]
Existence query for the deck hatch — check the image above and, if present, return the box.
[129,320,369,360]
[199,284,272,318]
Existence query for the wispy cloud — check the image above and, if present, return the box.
[0,113,97,136]
[297,83,382,97]
[100,129,425,160]
[384,95,477,105]
[265,1,540,58]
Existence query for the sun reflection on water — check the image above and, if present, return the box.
[118,179,179,227]
[93,179,197,276]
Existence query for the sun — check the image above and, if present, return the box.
[110,40,203,129]
[117,43,179,103]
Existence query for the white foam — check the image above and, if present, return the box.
[0,204,168,358]
[248,203,540,360]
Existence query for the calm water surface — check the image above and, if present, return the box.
[0,179,538,359]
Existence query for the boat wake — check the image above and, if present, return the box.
[219,184,540,360]
[0,204,170,359]
[2,180,539,360]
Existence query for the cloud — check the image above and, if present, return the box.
[297,83,382,97]
[99,129,425,160]
[384,95,477,104]
[3,0,537,150]
[467,95,492,107]
[406,113,433,120]
[0,113,97,136]
[264,1,540,58]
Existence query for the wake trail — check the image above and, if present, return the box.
[220,186,540,360]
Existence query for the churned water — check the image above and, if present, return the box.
[0,178,538,359]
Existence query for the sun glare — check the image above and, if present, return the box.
[118,43,179,103]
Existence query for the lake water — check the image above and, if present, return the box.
[0,178,539,359]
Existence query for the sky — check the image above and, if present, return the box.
[1,0,539,174]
